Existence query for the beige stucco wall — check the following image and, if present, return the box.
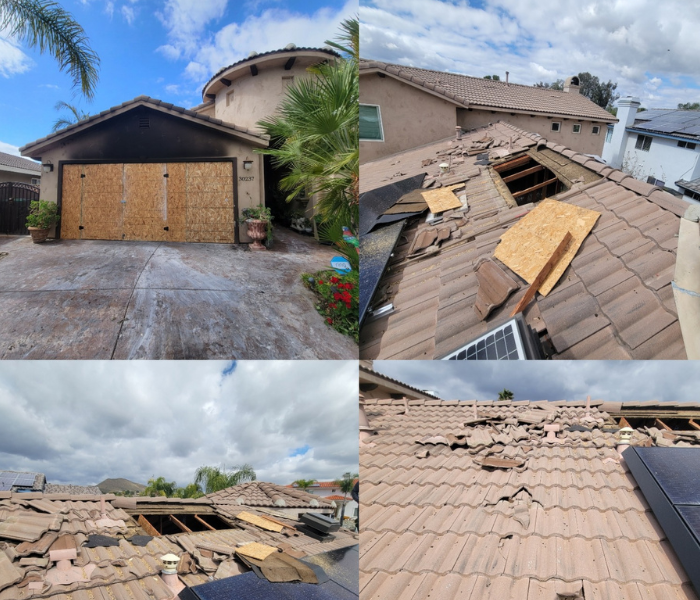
[213,61,318,133]
[360,73,458,164]
[457,109,608,156]
[0,170,40,185]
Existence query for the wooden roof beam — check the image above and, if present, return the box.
[492,155,531,172]
[220,78,231,87]
[501,164,545,183]
[655,417,672,431]
[284,57,296,70]
[169,514,192,533]
[512,176,558,199]
[193,514,216,531]
[250,64,258,76]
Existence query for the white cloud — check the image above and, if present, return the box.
[0,36,32,78]
[165,83,180,93]
[184,61,210,81]
[105,1,114,18]
[156,0,228,59]
[0,361,358,487]
[121,5,135,25]
[0,141,21,156]
[39,83,60,89]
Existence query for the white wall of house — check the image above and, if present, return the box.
[294,484,358,520]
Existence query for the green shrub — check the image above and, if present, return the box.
[26,200,60,229]
[303,269,358,342]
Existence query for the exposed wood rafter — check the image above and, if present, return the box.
[284,57,296,70]
[502,164,545,183]
[512,177,558,199]
[220,78,231,87]
[169,514,193,533]
[193,515,216,531]
[250,65,258,76]
[655,418,672,431]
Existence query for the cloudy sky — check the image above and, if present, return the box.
[0,360,358,488]
[361,0,700,110]
[0,0,356,156]
[373,360,700,403]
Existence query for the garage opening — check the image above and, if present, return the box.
[137,513,233,535]
[493,155,561,206]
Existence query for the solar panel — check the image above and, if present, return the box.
[441,314,542,360]
[636,447,700,504]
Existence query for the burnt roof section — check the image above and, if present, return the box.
[207,481,333,509]
[0,490,357,599]
[360,397,699,599]
[359,121,689,360]
[0,151,41,172]
[632,109,700,141]
[20,95,268,157]
[360,60,618,122]
[202,46,341,97]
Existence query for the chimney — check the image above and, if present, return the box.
[563,76,580,94]
[505,71,509,85]
[602,96,640,168]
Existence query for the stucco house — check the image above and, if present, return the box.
[360,60,617,163]
[602,98,700,201]
[19,46,338,244]
[0,151,40,185]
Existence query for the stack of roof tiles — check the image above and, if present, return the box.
[360,121,688,359]
[0,489,357,599]
[360,397,698,600]
[208,481,333,508]
[360,61,616,122]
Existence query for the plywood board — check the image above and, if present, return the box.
[236,542,278,561]
[60,164,83,240]
[494,198,600,296]
[420,184,463,213]
[235,512,284,532]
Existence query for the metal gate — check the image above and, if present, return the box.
[0,182,39,235]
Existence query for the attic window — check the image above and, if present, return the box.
[551,122,561,132]
[592,125,600,135]
[636,134,652,152]
[139,118,150,129]
[137,513,232,536]
[493,155,562,206]
[572,124,582,134]
[678,140,697,150]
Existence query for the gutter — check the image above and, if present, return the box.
[673,204,700,359]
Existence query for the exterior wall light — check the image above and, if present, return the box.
[42,163,53,173]
[243,160,253,170]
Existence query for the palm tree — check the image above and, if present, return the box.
[194,464,256,494]
[52,100,89,131]
[293,479,316,490]
[335,471,358,524]
[0,0,100,98]
[256,17,359,230]
[498,389,514,400]
[142,476,176,497]
[175,483,204,499]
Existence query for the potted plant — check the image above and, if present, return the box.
[26,200,60,244]
[241,205,273,250]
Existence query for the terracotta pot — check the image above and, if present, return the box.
[246,219,268,251]
[28,227,50,244]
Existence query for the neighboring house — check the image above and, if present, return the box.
[359,61,617,163]
[360,395,700,599]
[602,98,700,197]
[288,480,359,520]
[206,480,335,519]
[0,484,358,599]
[0,469,101,495]
[19,46,338,244]
[360,360,440,400]
[0,151,40,185]
[360,121,689,360]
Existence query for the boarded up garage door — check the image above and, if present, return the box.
[60,162,236,243]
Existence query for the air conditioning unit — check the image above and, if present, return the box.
[441,314,543,360]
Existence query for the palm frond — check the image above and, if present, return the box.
[0,0,100,98]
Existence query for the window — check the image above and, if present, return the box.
[635,134,652,152]
[360,104,384,141]
[605,128,613,143]
[226,90,234,107]
[551,122,561,132]
[31,178,39,185]
[572,124,582,134]
[592,126,600,135]
[678,140,697,150]
[282,76,294,88]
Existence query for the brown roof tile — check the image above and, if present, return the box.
[360,60,617,122]
[207,481,332,509]
[360,400,698,599]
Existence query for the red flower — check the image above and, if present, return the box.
[330,277,339,284]
[329,303,337,309]
[318,280,324,285]
[326,317,333,324]
[334,292,342,300]
[345,283,353,290]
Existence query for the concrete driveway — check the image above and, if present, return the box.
[0,229,358,359]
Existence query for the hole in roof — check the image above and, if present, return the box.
[137,513,232,535]
[493,156,563,206]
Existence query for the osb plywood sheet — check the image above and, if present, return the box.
[82,164,123,192]
[186,191,234,209]
[187,162,233,178]
[166,164,187,195]
[187,177,234,194]
[494,198,600,296]
[61,165,83,240]
[236,542,278,561]
[235,512,284,533]
[186,231,235,244]
[421,184,463,213]
[187,208,234,224]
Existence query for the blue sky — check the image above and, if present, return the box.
[0,0,357,156]
[361,0,700,112]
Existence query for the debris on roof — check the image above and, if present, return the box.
[360,396,700,599]
[360,121,688,360]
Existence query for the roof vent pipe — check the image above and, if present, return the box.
[161,554,185,595]
[617,427,635,456]
[673,204,700,359]
[455,126,462,140]
[505,71,509,85]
